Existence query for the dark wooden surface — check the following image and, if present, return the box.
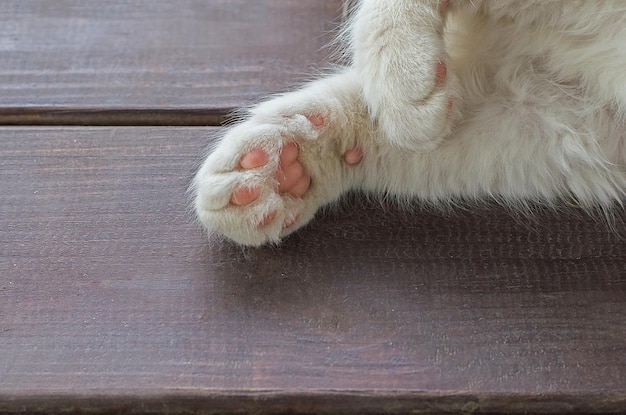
[1,128,625,414]
[0,0,341,122]
[1,1,625,414]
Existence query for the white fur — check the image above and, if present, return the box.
[193,0,626,246]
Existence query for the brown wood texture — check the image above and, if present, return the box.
[0,0,342,121]
[1,128,625,414]
[2,0,626,413]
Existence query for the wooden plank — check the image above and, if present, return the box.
[1,127,625,414]
[0,0,342,122]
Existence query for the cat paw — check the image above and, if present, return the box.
[353,0,462,151]
[364,55,462,152]
[194,71,365,245]
[194,113,338,246]
[385,58,461,150]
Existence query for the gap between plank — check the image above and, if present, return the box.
[0,107,231,127]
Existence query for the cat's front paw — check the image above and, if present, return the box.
[353,0,462,151]
[193,115,325,246]
[374,59,461,151]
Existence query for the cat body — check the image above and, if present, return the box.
[193,0,626,246]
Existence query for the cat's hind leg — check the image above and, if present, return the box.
[350,0,462,151]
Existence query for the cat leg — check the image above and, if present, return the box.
[193,71,366,246]
[353,98,626,208]
[350,0,462,151]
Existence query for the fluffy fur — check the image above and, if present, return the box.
[193,0,626,246]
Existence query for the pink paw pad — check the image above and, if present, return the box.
[435,60,447,86]
[283,213,300,229]
[343,147,364,165]
[306,113,326,128]
[230,186,261,206]
[258,211,277,227]
[239,148,269,170]
[439,0,449,13]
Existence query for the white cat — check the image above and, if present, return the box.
[193,0,626,246]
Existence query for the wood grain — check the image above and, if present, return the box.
[1,127,625,414]
[0,0,342,122]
